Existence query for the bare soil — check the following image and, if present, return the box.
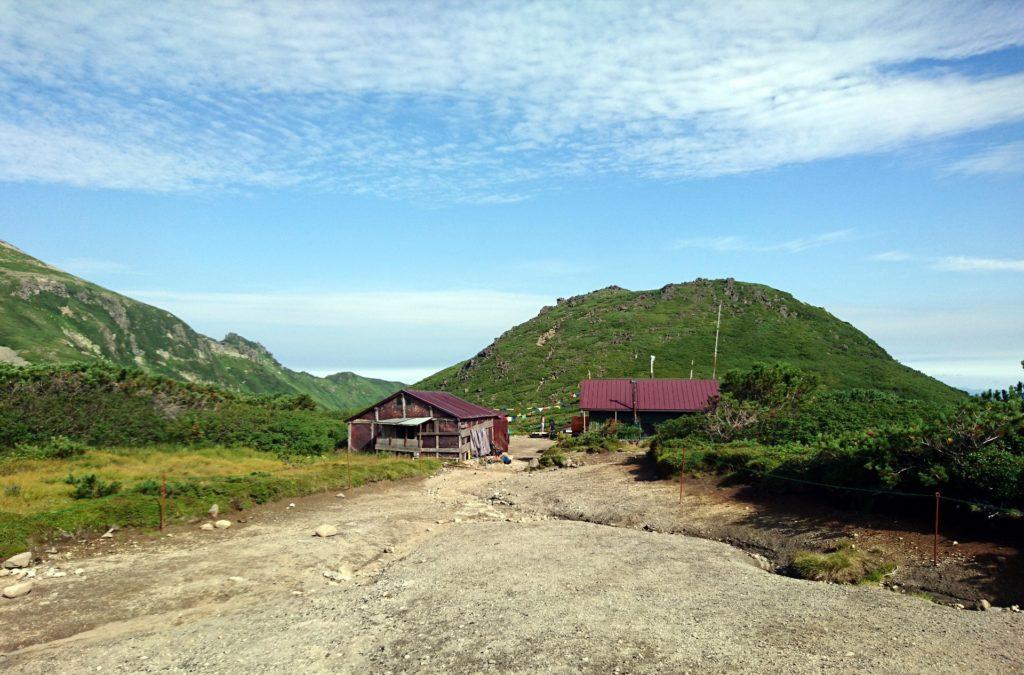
[1,440,1022,673]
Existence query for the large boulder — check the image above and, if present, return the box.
[3,552,31,569]
[2,581,33,598]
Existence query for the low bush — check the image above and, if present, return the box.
[65,473,122,499]
[538,446,569,468]
[10,436,89,460]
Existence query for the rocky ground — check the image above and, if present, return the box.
[1,439,1022,673]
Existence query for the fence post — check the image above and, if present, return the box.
[933,491,940,567]
[159,473,167,532]
[679,448,685,504]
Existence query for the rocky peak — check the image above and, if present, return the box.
[219,333,279,364]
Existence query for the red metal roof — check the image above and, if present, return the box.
[404,389,499,420]
[579,379,719,412]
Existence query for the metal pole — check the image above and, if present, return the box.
[933,491,940,567]
[160,473,167,532]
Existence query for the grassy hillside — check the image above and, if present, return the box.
[417,279,964,410]
[0,241,401,410]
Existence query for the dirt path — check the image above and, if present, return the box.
[2,441,1023,673]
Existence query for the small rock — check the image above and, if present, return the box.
[335,493,345,498]
[1010,605,1020,613]
[528,458,540,469]
[74,568,84,575]
[314,524,339,538]
[383,546,394,554]
[101,528,115,539]
[228,576,246,583]
[45,547,57,554]
[955,603,966,610]
[214,520,232,529]
[0,569,9,577]
[3,552,32,569]
[952,541,960,546]
[288,503,296,508]
[200,523,215,531]
[323,566,354,582]
[208,503,219,518]
[2,581,33,599]
[979,599,992,611]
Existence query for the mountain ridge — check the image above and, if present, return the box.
[416,278,964,409]
[0,240,402,410]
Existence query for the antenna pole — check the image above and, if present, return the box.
[712,302,722,379]
[650,355,655,378]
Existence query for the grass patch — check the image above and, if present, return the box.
[790,540,894,584]
[0,445,439,557]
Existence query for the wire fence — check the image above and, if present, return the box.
[675,452,1022,567]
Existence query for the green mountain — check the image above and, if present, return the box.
[416,279,964,410]
[0,241,402,410]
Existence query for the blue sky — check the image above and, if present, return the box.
[1,1,1022,390]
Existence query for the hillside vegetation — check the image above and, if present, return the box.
[0,240,401,410]
[0,363,348,455]
[0,363,437,555]
[417,279,963,410]
[650,363,1024,512]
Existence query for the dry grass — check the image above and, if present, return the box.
[0,446,311,515]
[0,447,439,556]
[791,540,895,584]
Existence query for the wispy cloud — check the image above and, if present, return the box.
[868,250,913,262]
[931,256,1024,272]
[677,230,851,254]
[946,141,1024,175]
[123,289,553,330]
[0,2,1023,200]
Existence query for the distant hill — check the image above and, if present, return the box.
[416,279,964,410]
[0,241,402,410]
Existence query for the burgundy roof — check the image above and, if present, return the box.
[579,379,719,412]
[403,389,499,420]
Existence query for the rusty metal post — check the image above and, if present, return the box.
[933,491,940,567]
[159,473,167,532]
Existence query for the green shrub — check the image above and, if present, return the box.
[65,473,122,499]
[538,446,569,468]
[10,436,90,460]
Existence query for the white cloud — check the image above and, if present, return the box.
[931,256,1024,272]
[677,230,851,253]
[0,2,1022,199]
[833,304,1024,390]
[946,141,1024,175]
[124,288,552,330]
[869,250,913,262]
[119,287,556,383]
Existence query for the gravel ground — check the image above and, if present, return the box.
[2,441,1022,673]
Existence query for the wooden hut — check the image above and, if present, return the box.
[346,389,509,459]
